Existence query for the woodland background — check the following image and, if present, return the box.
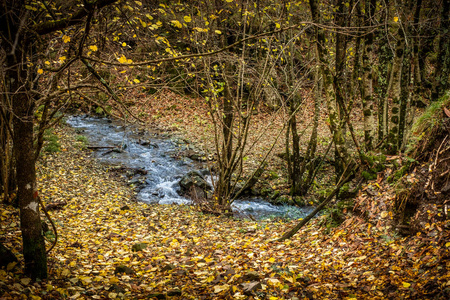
[0,0,449,299]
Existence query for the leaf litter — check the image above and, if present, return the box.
[0,124,449,299]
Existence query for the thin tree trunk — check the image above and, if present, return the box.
[310,0,347,179]
[386,25,405,154]
[431,0,450,101]
[361,0,377,151]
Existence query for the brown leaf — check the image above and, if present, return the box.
[444,107,450,118]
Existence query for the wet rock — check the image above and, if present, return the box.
[179,171,212,199]
[184,150,207,162]
[138,140,159,148]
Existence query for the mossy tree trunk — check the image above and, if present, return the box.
[361,0,377,151]
[386,22,406,154]
[309,0,348,179]
[333,0,350,176]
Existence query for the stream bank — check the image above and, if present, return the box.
[67,115,314,219]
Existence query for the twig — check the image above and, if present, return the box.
[38,196,58,254]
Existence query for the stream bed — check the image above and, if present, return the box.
[67,115,314,219]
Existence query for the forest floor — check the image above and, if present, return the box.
[1,96,449,299]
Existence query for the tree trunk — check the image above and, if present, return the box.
[309,0,348,179]
[386,25,405,154]
[9,50,47,280]
[1,1,47,279]
[361,0,377,151]
[431,0,450,101]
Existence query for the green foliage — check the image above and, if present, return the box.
[76,135,89,150]
[43,129,61,153]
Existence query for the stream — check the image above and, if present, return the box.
[67,115,314,219]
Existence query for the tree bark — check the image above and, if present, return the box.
[309,0,348,179]
[9,46,47,280]
[386,24,405,154]
[1,0,47,280]
[361,0,377,151]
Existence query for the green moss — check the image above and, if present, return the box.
[361,151,387,181]
[43,129,61,153]
[406,92,450,154]
[362,170,377,181]
[387,157,415,184]
[76,135,89,150]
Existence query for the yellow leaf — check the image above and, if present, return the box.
[213,284,229,293]
[62,35,71,43]
[171,20,182,28]
[268,257,275,263]
[184,15,192,23]
[133,78,140,83]
[215,30,222,34]
[381,211,388,218]
[445,242,450,247]
[122,42,127,47]
[45,61,50,65]
[89,45,98,51]
[402,282,411,288]
[59,56,66,63]
[25,5,37,11]
[393,16,399,22]
[61,269,70,276]
[226,0,233,2]
[118,55,128,64]
[37,69,44,74]
[7,262,17,271]
[275,23,281,29]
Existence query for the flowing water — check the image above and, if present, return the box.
[67,115,314,219]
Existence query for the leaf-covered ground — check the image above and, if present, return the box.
[1,124,449,299]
